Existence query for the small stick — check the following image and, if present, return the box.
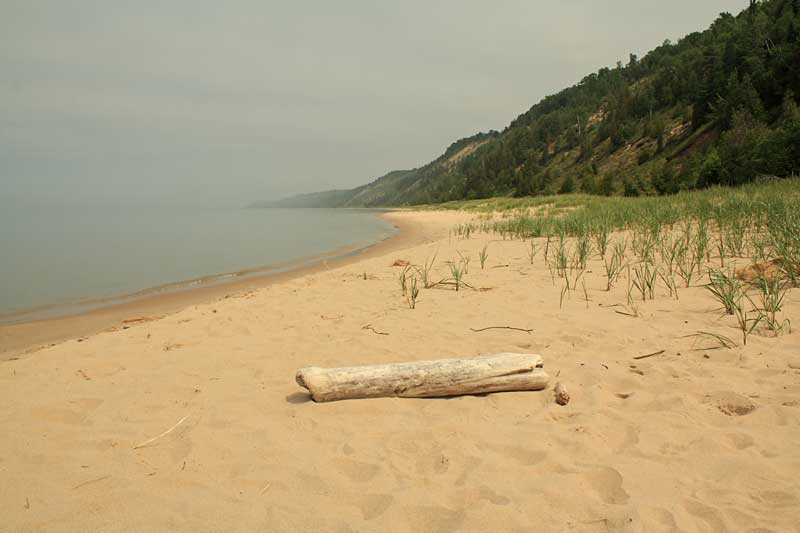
[633,349,665,360]
[362,325,389,336]
[470,326,533,334]
[133,415,189,449]
[72,475,111,490]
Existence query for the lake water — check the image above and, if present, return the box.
[0,204,395,323]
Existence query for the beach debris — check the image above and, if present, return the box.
[633,349,665,360]
[470,326,533,334]
[163,342,185,351]
[392,259,410,267]
[296,353,550,402]
[554,382,570,405]
[133,415,189,449]
[72,475,111,490]
[362,324,389,336]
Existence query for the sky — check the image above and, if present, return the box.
[1,0,746,207]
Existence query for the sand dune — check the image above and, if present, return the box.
[2,210,799,532]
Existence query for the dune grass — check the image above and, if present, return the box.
[443,178,799,341]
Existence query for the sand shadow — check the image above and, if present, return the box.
[286,392,312,404]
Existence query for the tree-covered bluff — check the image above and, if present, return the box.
[257,0,800,208]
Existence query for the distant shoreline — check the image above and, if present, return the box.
[0,211,425,359]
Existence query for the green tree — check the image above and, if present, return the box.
[599,174,616,196]
[698,149,723,187]
[559,174,577,194]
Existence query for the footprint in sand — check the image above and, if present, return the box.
[683,498,729,532]
[454,456,483,487]
[750,489,798,509]
[582,467,630,505]
[475,485,511,506]
[647,507,679,530]
[405,505,466,533]
[358,494,394,520]
[500,444,548,466]
[415,451,450,475]
[336,457,381,483]
[725,432,755,450]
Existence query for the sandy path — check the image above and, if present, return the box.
[1,211,799,532]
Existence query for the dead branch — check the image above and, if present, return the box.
[362,325,389,336]
[633,349,665,360]
[470,326,534,334]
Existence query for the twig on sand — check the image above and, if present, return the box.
[133,415,189,449]
[680,331,737,350]
[470,326,533,334]
[633,349,665,360]
[362,325,389,336]
[72,475,111,490]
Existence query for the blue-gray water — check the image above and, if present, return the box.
[0,204,395,323]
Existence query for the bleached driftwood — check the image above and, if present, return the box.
[295,353,549,402]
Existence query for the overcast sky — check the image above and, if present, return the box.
[1,1,745,207]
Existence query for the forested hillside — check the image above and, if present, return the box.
[258,0,800,208]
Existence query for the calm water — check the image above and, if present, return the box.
[0,204,395,322]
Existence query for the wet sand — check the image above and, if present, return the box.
[0,212,431,360]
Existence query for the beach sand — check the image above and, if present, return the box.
[1,210,799,532]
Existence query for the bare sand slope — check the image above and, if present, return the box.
[1,211,799,532]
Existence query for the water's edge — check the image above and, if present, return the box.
[0,210,398,326]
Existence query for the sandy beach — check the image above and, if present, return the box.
[2,210,799,532]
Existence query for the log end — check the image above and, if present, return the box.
[295,367,328,402]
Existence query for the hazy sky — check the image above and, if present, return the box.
[1,1,745,207]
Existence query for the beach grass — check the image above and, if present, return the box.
[442,178,799,334]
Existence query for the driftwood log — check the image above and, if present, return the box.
[296,353,549,402]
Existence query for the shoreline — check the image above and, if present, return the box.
[2,208,798,531]
[0,211,428,360]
